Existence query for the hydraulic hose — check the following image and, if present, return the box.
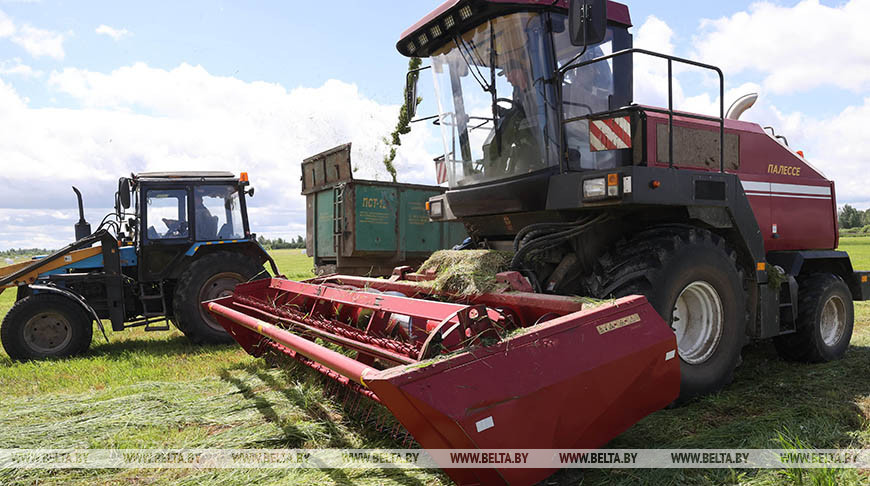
[510,214,609,275]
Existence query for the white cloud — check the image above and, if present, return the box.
[0,57,40,77]
[0,8,65,59]
[11,24,64,59]
[693,0,870,95]
[0,64,437,250]
[0,10,15,37]
[631,15,754,117]
[95,24,130,41]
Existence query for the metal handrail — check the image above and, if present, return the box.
[560,48,726,173]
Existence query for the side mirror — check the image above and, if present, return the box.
[118,178,131,209]
[405,71,419,119]
[569,0,608,47]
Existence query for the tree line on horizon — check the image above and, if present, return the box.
[256,235,306,250]
[839,205,870,235]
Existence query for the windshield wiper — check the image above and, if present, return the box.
[454,36,491,93]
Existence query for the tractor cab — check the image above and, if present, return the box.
[117,172,255,281]
[399,0,633,190]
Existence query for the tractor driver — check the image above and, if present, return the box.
[483,57,543,176]
[194,192,218,241]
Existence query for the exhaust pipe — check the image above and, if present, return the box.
[72,187,92,241]
[726,93,758,120]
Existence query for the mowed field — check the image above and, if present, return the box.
[1,245,869,485]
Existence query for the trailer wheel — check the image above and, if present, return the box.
[584,227,748,401]
[1,293,93,360]
[774,274,853,362]
[173,251,263,345]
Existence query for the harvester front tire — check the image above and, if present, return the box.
[1,293,92,360]
[173,252,263,345]
[774,274,853,363]
[585,227,747,402]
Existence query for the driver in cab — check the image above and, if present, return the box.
[483,57,542,176]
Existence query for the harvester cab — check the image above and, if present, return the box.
[0,172,278,360]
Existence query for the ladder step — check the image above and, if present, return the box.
[145,322,171,332]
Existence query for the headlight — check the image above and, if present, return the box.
[428,200,444,219]
[583,178,607,199]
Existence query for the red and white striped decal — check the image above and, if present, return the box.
[435,159,448,185]
[590,117,632,152]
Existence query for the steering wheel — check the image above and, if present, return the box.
[162,218,188,237]
[495,98,515,117]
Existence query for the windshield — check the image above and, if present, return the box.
[431,12,559,188]
[430,12,620,187]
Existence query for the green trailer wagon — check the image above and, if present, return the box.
[302,143,466,276]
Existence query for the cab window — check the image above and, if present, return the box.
[146,189,189,240]
[194,185,245,241]
[552,15,617,171]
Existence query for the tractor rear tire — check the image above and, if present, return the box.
[1,293,93,360]
[774,274,853,362]
[173,251,264,345]
[584,227,748,402]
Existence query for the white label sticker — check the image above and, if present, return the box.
[665,350,676,361]
[475,416,494,433]
[64,255,72,263]
[623,176,632,194]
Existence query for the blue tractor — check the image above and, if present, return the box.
[0,172,278,360]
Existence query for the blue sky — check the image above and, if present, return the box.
[1,0,869,249]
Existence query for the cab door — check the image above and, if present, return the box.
[139,185,193,281]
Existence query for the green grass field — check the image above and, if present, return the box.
[1,245,869,485]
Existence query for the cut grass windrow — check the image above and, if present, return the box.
[0,247,868,485]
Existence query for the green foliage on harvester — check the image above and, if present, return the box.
[382,57,423,183]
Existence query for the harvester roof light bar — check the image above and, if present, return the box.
[459,5,473,20]
[430,25,442,38]
[406,42,416,54]
[418,33,429,46]
[444,15,455,29]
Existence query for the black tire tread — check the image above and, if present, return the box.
[173,251,262,344]
[1,293,93,360]
[774,273,853,363]
[582,226,748,401]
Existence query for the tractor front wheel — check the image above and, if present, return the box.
[173,252,264,345]
[1,293,93,360]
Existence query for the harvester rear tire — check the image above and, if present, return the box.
[1,293,92,361]
[773,274,853,362]
[173,252,264,345]
[584,227,748,402]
